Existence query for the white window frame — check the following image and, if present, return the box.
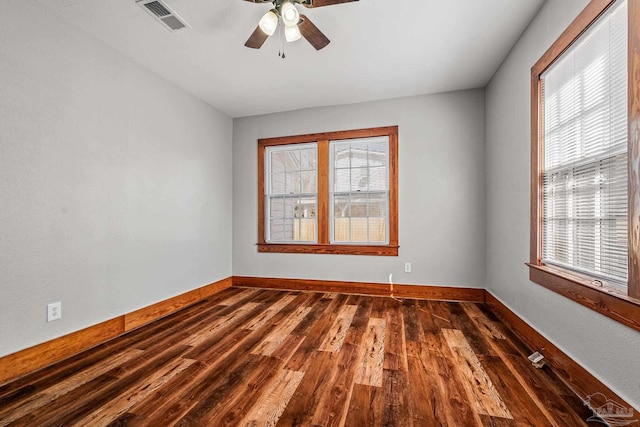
[264,142,318,244]
[329,137,390,245]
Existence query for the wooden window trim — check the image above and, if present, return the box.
[529,0,640,332]
[258,126,399,256]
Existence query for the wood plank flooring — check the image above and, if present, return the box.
[0,287,601,426]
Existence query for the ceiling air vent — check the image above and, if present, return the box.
[136,0,190,32]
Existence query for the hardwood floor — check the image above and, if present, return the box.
[0,287,599,426]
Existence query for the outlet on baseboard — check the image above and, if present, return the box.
[47,302,62,322]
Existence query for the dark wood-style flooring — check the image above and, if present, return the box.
[0,287,600,426]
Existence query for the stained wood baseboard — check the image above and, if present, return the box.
[0,317,125,388]
[0,277,232,386]
[233,276,388,296]
[232,276,485,302]
[392,283,485,302]
[485,291,639,418]
[124,278,232,331]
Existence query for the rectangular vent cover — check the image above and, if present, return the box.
[136,0,190,32]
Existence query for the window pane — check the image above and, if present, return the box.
[368,167,387,191]
[334,195,351,218]
[265,143,318,244]
[269,197,285,219]
[286,172,300,194]
[283,218,295,240]
[295,219,316,241]
[301,148,317,170]
[368,218,387,242]
[270,219,285,241]
[351,167,368,192]
[297,196,317,219]
[301,171,317,194]
[285,150,301,171]
[268,196,316,242]
[350,143,369,167]
[271,151,285,173]
[350,218,368,242]
[367,193,387,217]
[284,197,297,218]
[334,218,350,241]
[330,136,390,244]
[334,169,350,192]
[349,195,367,217]
[271,172,285,194]
[334,145,351,168]
[368,142,388,166]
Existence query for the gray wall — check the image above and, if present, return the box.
[0,1,233,357]
[486,0,640,408]
[233,91,486,288]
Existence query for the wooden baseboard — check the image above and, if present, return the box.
[0,317,125,388]
[392,283,485,302]
[232,276,485,302]
[124,277,232,331]
[0,277,232,386]
[485,291,639,417]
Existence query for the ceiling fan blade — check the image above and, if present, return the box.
[299,15,330,50]
[301,0,358,8]
[245,26,269,49]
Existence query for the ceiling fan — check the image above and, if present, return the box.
[243,0,358,51]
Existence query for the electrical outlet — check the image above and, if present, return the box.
[404,262,412,273]
[47,302,62,322]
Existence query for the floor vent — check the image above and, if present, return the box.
[136,0,190,32]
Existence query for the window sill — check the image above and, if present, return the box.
[257,243,399,256]
[526,263,640,333]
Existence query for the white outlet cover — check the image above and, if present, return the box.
[47,302,62,322]
[404,262,412,273]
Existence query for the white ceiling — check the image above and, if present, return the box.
[34,0,546,118]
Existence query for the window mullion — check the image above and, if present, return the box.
[317,140,330,245]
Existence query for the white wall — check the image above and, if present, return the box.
[486,0,640,408]
[233,91,486,288]
[0,1,233,357]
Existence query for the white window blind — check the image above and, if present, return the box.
[330,137,389,244]
[541,0,628,287]
[265,143,317,243]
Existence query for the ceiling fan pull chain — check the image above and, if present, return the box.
[281,22,286,59]
[278,21,282,57]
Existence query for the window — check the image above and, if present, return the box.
[264,143,318,243]
[541,0,628,291]
[330,137,390,244]
[258,126,398,255]
[530,0,640,332]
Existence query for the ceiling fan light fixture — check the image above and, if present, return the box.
[280,1,300,27]
[284,23,302,42]
[258,9,279,36]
